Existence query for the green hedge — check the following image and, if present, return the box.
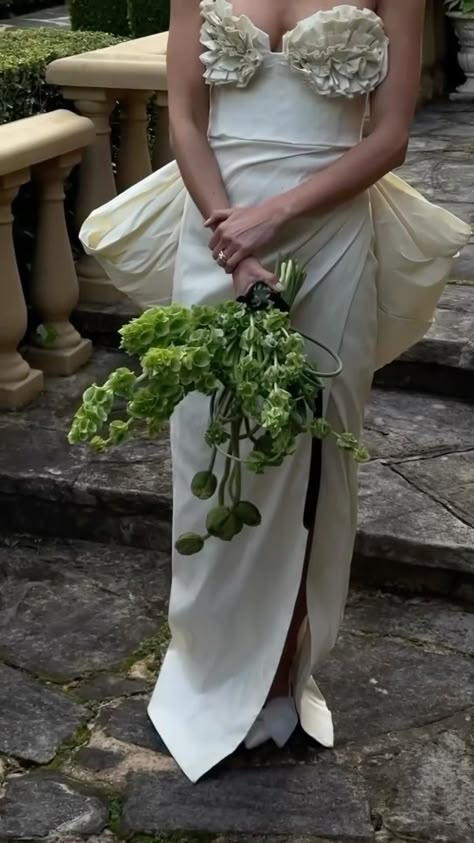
[69,0,169,37]
[0,1,54,15]
[127,0,169,38]
[69,0,129,37]
[0,28,124,124]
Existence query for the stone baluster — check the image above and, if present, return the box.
[67,89,120,303]
[0,171,43,410]
[117,91,153,192]
[23,154,93,377]
[151,92,172,171]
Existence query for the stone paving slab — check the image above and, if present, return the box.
[0,536,170,682]
[0,536,472,841]
[0,772,108,840]
[357,462,474,574]
[395,450,474,528]
[0,664,88,763]
[121,766,373,839]
[357,716,474,843]
[344,589,474,656]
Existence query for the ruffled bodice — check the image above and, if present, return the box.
[200,1,389,98]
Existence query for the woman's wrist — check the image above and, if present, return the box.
[264,194,297,227]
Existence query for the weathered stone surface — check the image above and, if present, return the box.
[0,576,158,682]
[344,589,474,657]
[317,629,474,745]
[0,537,169,681]
[398,151,474,205]
[0,534,170,616]
[403,302,474,369]
[364,390,474,461]
[363,720,474,843]
[96,698,168,754]
[0,772,108,839]
[73,299,139,350]
[51,836,119,843]
[75,746,125,771]
[0,664,88,763]
[121,766,373,839]
[395,450,474,528]
[0,350,172,547]
[5,348,128,434]
[411,104,474,140]
[74,673,151,702]
[358,462,474,574]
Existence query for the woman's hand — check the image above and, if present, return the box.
[232,255,277,299]
[205,201,287,273]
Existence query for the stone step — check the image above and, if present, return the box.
[1,349,473,593]
[73,282,474,400]
[0,537,472,842]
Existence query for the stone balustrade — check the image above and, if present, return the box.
[0,110,95,410]
[46,33,169,305]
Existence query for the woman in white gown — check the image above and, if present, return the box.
[81,0,471,783]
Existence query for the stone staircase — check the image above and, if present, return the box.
[0,105,473,842]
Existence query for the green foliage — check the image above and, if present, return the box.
[127,0,170,37]
[69,261,368,555]
[108,796,122,836]
[444,0,474,13]
[0,28,123,124]
[69,0,169,37]
[69,0,129,36]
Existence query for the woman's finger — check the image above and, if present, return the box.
[225,248,248,273]
[204,209,231,228]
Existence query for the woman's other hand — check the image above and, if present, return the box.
[205,202,286,273]
[232,255,277,298]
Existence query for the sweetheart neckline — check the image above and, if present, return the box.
[226,1,385,55]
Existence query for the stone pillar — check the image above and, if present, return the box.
[69,88,121,303]
[151,92,172,171]
[117,91,152,192]
[23,154,93,377]
[0,171,43,410]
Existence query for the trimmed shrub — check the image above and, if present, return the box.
[0,28,124,123]
[0,1,54,14]
[127,0,170,37]
[69,0,129,37]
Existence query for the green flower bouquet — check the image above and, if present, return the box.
[69,259,367,555]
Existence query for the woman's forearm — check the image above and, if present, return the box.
[270,124,409,224]
[171,118,229,220]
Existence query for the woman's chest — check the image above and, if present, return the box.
[230,0,379,52]
[200,0,389,99]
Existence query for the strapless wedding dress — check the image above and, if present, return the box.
[80,1,471,783]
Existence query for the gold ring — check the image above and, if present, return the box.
[217,250,227,267]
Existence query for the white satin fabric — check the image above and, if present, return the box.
[80,5,471,784]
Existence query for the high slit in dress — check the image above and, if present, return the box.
[79,1,471,783]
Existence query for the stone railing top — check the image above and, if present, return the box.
[46,33,168,93]
[0,110,95,177]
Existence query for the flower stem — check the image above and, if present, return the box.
[218,443,233,507]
